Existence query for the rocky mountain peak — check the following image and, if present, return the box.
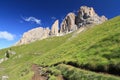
[15,27,50,45]
[50,20,59,36]
[75,6,108,27]
[79,6,96,17]
[60,12,77,34]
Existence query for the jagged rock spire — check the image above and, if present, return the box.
[60,12,77,34]
[50,20,59,36]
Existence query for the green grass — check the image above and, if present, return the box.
[56,64,120,80]
[0,16,120,80]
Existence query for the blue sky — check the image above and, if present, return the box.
[0,0,120,49]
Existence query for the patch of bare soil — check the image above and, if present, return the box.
[31,64,48,80]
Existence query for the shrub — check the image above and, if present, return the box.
[48,75,57,80]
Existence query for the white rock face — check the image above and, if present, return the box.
[75,6,107,27]
[50,20,59,36]
[60,12,77,34]
[16,27,50,45]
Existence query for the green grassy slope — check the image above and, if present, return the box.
[0,16,120,80]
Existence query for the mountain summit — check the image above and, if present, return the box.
[76,6,107,27]
[16,6,107,45]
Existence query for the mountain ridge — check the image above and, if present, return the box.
[16,6,107,45]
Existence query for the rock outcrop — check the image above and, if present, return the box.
[15,6,108,46]
[75,6,107,27]
[50,20,59,36]
[60,13,77,34]
[16,27,50,45]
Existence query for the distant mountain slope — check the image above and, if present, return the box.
[0,16,120,80]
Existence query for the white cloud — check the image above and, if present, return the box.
[0,31,15,41]
[51,16,56,20]
[23,16,41,25]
